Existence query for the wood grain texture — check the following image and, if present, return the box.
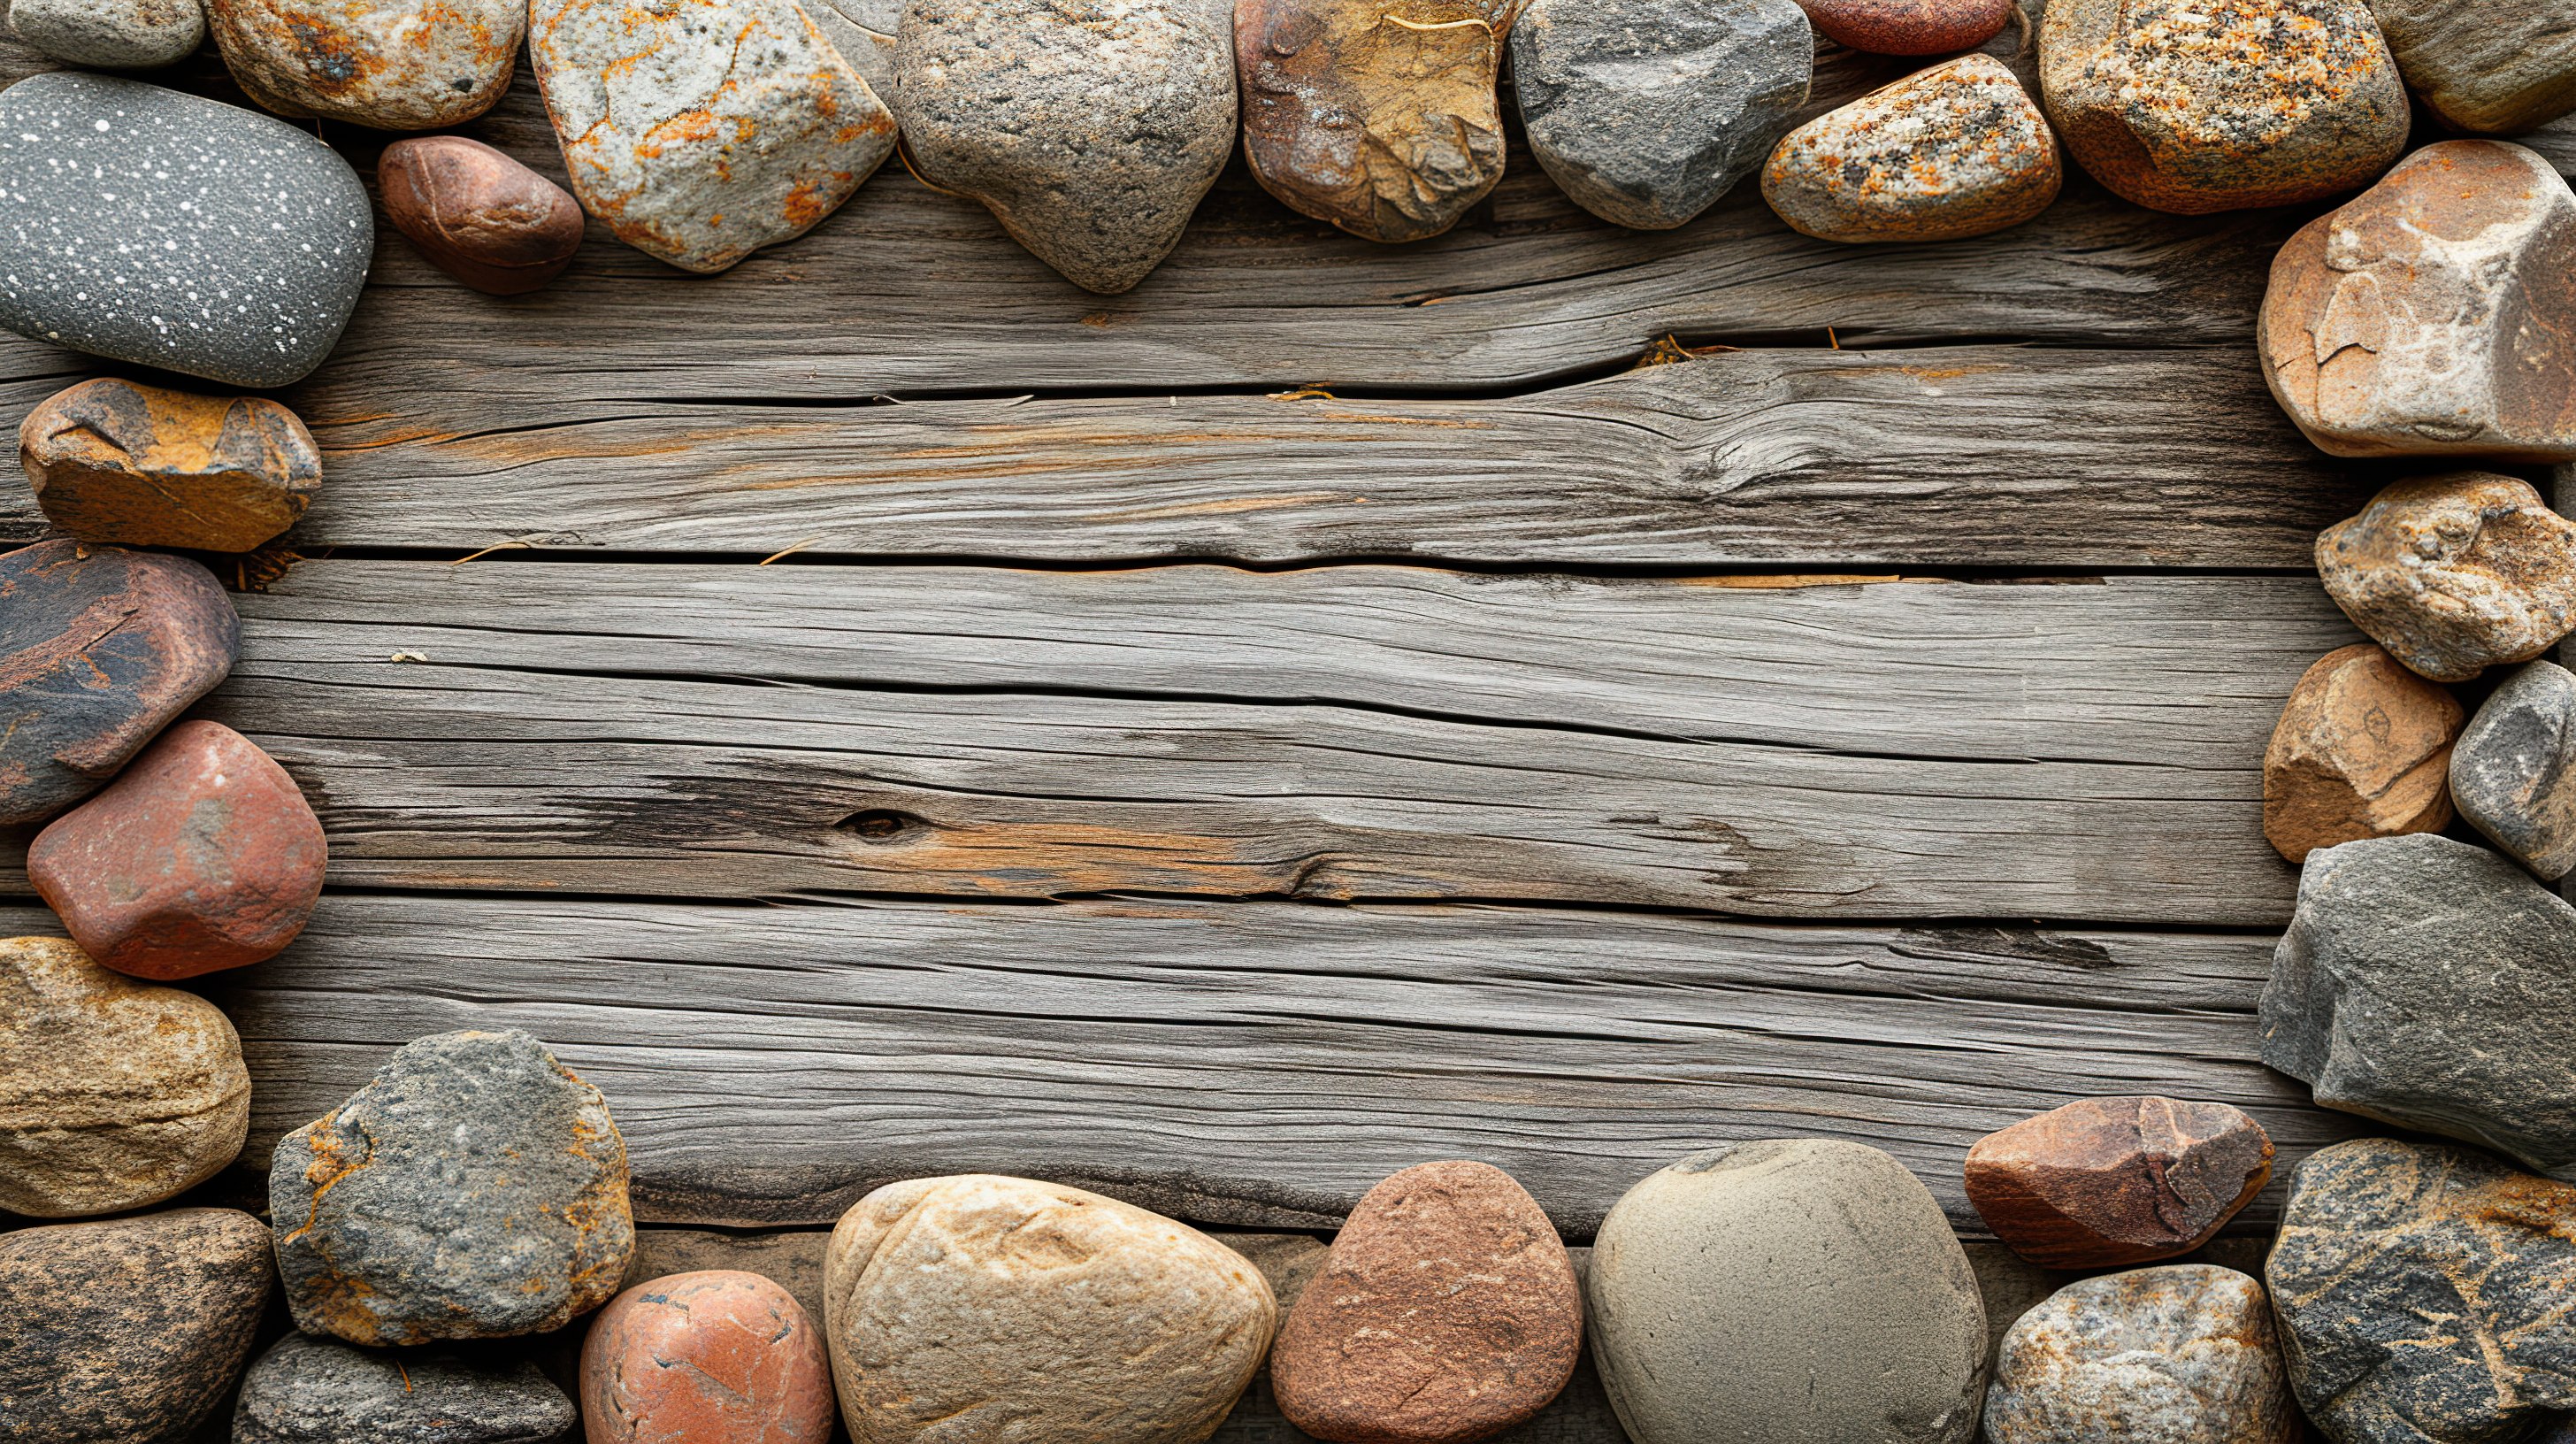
[0,346,2391,566]
[0,894,2350,1236]
[0,562,2359,925]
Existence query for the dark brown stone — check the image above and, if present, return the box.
[1270,1161,1582,1444]
[20,378,320,551]
[0,1209,273,1443]
[2263,643,2463,863]
[1800,0,2012,55]
[379,135,586,296]
[582,1271,833,1444]
[1965,1096,2274,1268]
[28,719,326,980]
[0,539,239,827]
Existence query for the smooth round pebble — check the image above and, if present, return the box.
[583,1271,834,1444]
[1801,0,2013,55]
[9,0,203,69]
[1763,54,2059,244]
[380,137,587,296]
[207,0,524,129]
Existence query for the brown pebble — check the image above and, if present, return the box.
[20,378,319,551]
[1763,55,2061,244]
[2264,644,2463,863]
[1966,1096,2274,1268]
[582,1270,834,1444]
[380,136,586,296]
[28,719,326,980]
[1800,0,2012,56]
[2318,472,2576,684]
[1271,1161,1583,1444]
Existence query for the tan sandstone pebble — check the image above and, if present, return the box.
[2368,0,2576,135]
[1763,56,2061,245]
[207,0,525,130]
[1966,1096,2274,1269]
[2039,0,2410,215]
[583,1271,834,1444]
[380,136,586,296]
[0,935,249,1218]
[1238,0,1518,244]
[2318,472,2576,683]
[2261,141,2576,463]
[824,1174,1276,1444]
[2263,643,2463,863]
[20,378,319,552]
[1270,1161,1582,1444]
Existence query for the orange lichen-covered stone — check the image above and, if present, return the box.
[1238,0,1521,244]
[2263,644,2462,863]
[2039,0,2410,214]
[1966,1096,2274,1268]
[1763,56,2061,244]
[21,378,319,551]
[206,0,525,130]
[583,1271,835,1444]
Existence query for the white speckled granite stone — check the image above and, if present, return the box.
[0,72,370,388]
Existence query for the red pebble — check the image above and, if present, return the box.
[1801,0,2015,55]
[27,720,325,980]
[581,1270,834,1444]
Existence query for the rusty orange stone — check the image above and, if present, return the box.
[27,719,326,980]
[20,379,320,552]
[1966,1096,2274,1268]
[206,0,525,130]
[380,137,586,296]
[2263,644,2463,863]
[581,1270,834,1444]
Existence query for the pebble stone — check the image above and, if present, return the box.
[2262,141,2576,463]
[2317,472,2576,683]
[1799,0,2014,55]
[1762,55,2060,244]
[1269,1161,1583,1444]
[20,377,321,550]
[808,0,899,96]
[0,72,372,387]
[206,0,524,130]
[2263,833,2576,1181]
[1587,1140,1986,1444]
[2453,661,2576,879]
[0,538,240,827]
[2262,643,2463,863]
[1965,1096,2273,1269]
[234,1333,577,1444]
[824,1174,1277,1444]
[2270,1138,2576,1443]
[0,934,249,1218]
[29,719,327,980]
[1512,0,1813,232]
[9,0,204,70]
[380,137,586,296]
[2038,0,2410,215]
[893,0,1237,295]
[0,1209,273,1444]
[2367,0,2576,135]
[271,1028,636,1346]
[1238,0,1520,244]
[582,1271,834,1444]
[529,0,895,274]
[1984,1265,2297,1444]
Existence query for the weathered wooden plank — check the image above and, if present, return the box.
[0,564,2352,924]
[0,895,2348,1235]
[0,346,2393,566]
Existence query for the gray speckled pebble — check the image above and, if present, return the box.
[234,1333,576,1444]
[10,0,204,70]
[2451,660,2576,880]
[1983,1265,2296,1444]
[0,73,369,388]
[809,0,899,96]
[1513,0,1812,231]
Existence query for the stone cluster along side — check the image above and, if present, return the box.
[5,4,2576,1444]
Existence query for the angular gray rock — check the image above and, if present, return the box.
[0,73,369,388]
[529,0,895,274]
[1587,1140,1986,1444]
[2270,1138,2576,1444]
[2368,0,2576,134]
[2452,660,2576,880]
[0,1209,273,1443]
[1512,0,1812,231]
[271,1028,636,1346]
[234,1333,578,1444]
[894,0,1237,294]
[2262,833,2576,1179]
[1984,1265,2296,1444]
[10,0,203,69]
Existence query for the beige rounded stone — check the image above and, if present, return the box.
[823,1174,1276,1444]
[2317,472,2576,683]
[0,935,250,1217]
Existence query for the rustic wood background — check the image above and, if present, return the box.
[3,12,2565,1439]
